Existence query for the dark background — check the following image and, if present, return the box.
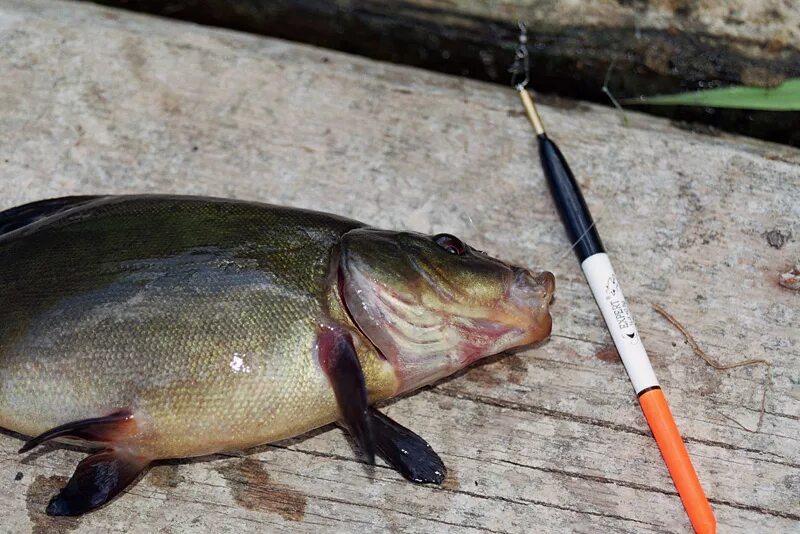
[86,0,800,147]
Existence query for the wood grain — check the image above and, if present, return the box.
[83,0,800,147]
[0,1,797,532]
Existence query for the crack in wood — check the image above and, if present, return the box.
[290,444,800,522]
[435,482,664,528]
[491,457,681,499]
[455,452,800,519]
[255,445,663,526]
[707,498,800,521]
[265,443,799,524]
[309,493,507,533]
[130,479,355,527]
[551,333,606,347]
[762,409,800,422]
[431,389,799,468]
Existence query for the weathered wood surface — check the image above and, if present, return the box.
[85,0,800,147]
[87,0,800,89]
[0,1,798,532]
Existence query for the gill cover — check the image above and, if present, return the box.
[338,228,554,393]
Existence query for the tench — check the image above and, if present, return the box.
[0,195,554,516]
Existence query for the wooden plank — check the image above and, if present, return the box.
[85,0,800,146]
[0,1,798,532]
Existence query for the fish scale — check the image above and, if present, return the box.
[0,196,392,457]
[0,194,553,516]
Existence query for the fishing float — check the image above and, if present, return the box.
[511,30,717,534]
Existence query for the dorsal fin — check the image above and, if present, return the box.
[0,195,103,235]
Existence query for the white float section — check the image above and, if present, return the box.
[581,253,659,394]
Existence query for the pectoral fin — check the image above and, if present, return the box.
[318,326,374,464]
[370,408,446,484]
[46,449,148,516]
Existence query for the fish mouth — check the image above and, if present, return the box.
[503,267,554,345]
[453,270,554,367]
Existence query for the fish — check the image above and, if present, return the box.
[0,195,554,516]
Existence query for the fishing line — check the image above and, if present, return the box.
[510,25,603,268]
[509,22,530,91]
[553,217,601,266]
[601,59,628,125]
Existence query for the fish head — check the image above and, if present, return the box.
[338,228,554,393]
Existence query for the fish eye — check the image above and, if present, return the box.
[433,233,466,255]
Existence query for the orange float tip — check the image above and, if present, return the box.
[639,387,717,534]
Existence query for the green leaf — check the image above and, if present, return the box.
[625,79,800,111]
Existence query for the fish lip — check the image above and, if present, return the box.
[504,267,554,323]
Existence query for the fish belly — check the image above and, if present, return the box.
[0,196,396,459]
[0,282,341,459]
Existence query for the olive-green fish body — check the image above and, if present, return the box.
[0,195,554,516]
[0,196,395,459]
